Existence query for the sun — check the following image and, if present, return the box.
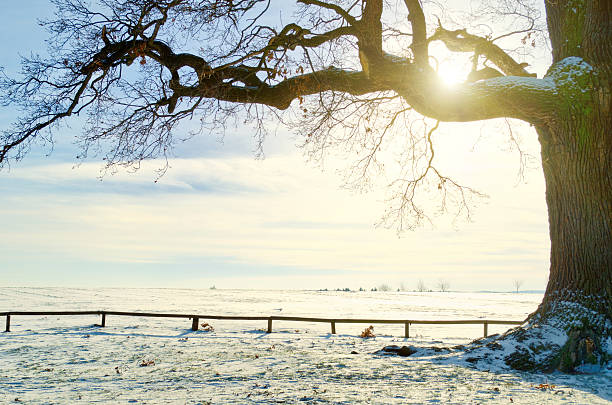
[431,45,473,86]
[437,62,470,86]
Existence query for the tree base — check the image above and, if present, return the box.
[378,300,611,373]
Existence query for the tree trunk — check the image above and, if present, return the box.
[536,119,612,319]
[526,105,611,371]
[502,1,612,372]
[537,0,612,321]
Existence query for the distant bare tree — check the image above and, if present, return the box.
[378,283,392,292]
[416,279,427,292]
[513,280,523,293]
[437,279,450,292]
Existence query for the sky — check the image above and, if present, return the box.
[0,1,552,291]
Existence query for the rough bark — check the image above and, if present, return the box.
[536,119,612,319]
[520,0,612,371]
[535,0,612,319]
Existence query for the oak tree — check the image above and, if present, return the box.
[1,0,610,371]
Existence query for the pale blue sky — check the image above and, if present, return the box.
[0,2,551,291]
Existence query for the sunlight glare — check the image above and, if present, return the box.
[437,62,470,86]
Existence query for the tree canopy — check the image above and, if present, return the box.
[0,0,553,224]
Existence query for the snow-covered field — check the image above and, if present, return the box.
[1,288,610,404]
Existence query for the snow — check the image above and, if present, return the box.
[1,287,611,404]
[546,56,594,91]
[472,56,595,99]
[480,75,557,93]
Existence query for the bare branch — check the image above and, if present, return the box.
[429,26,535,77]
[403,0,428,66]
[0,0,561,231]
[298,0,359,26]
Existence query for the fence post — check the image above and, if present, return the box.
[404,322,410,338]
[101,313,106,327]
[191,317,199,331]
[483,321,488,337]
[331,321,336,334]
[4,315,10,332]
[267,318,272,333]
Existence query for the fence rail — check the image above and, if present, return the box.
[1,311,523,338]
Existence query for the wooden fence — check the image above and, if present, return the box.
[0,311,523,338]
